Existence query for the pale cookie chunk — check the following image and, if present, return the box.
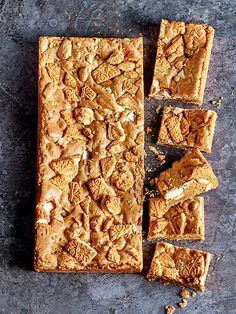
[152,148,218,205]
[147,242,212,291]
[158,106,217,153]
[149,19,214,105]
[35,36,144,273]
[148,196,205,241]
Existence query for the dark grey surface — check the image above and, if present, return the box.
[0,0,236,313]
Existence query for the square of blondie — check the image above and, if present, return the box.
[158,107,217,153]
[147,242,211,291]
[148,197,204,241]
[149,19,214,105]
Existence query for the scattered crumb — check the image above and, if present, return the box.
[165,305,176,314]
[209,96,223,108]
[191,291,196,297]
[148,146,159,155]
[180,289,190,299]
[155,105,161,114]
[156,154,165,165]
[149,178,155,186]
[146,127,152,134]
[148,146,166,164]
[178,299,188,308]
[216,254,224,261]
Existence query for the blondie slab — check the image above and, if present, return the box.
[158,107,217,153]
[148,197,204,241]
[147,242,211,291]
[153,149,218,204]
[35,36,144,272]
[149,19,214,105]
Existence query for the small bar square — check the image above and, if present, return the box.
[158,107,217,153]
[149,19,214,105]
[147,242,211,291]
[153,149,218,204]
[148,197,204,241]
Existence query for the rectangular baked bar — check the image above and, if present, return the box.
[149,19,214,105]
[158,107,217,153]
[147,242,211,291]
[148,197,204,241]
[152,148,218,204]
[35,36,144,272]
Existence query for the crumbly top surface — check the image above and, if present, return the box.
[158,106,217,153]
[156,149,218,202]
[149,19,214,104]
[147,242,211,291]
[35,36,144,272]
[148,196,204,240]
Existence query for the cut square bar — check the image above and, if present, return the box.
[149,19,214,105]
[158,107,217,153]
[148,197,204,241]
[152,148,218,204]
[147,242,211,291]
[35,36,144,272]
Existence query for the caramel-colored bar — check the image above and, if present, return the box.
[35,36,144,272]
[147,242,211,291]
[158,107,217,153]
[152,149,218,204]
[148,197,204,241]
[149,19,214,105]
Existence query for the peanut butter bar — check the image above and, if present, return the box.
[35,36,144,272]
[158,107,217,153]
[153,149,218,204]
[147,242,211,291]
[149,19,214,105]
[148,197,204,241]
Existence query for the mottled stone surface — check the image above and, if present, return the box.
[0,0,235,313]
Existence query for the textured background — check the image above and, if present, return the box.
[0,0,236,313]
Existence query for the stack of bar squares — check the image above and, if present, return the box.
[34,18,218,294]
[146,19,218,292]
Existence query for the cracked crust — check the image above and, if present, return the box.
[149,19,214,105]
[158,107,217,153]
[147,242,212,291]
[148,196,205,241]
[153,148,218,204]
[35,36,144,273]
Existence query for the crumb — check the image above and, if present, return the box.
[146,127,152,134]
[148,146,159,155]
[191,292,196,297]
[165,305,175,314]
[149,178,155,186]
[209,96,223,108]
[178,299,188,308]
[155,105,161,114]
[180,289,190,299]
[156,154,165,163]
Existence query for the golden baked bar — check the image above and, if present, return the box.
[158,107,217,153]
[149,19,214,105]
[35,36,144,272]
[148,197,204,241]
[147,242,211,291]
[152,148,218,204]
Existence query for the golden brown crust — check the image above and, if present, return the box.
[146,242,212,291]
[148,196,204,241]
[35,36,144,272]
[149,19,214,105]
[154,148,218,204]
[158,107,217,153]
